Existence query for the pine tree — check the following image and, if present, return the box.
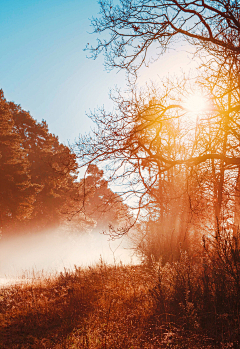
[0,90,36,234]
[9,99,78,233]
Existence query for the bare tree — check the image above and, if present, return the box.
[75,1,240,252]
[88,0,240,75]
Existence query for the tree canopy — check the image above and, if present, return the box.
[0,90,80,235]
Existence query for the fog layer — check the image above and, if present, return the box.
[0,230,139,280]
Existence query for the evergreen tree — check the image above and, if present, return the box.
[0,90,36,234]
[8,98,78,233]
[0,90,79,235]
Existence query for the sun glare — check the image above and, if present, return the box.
[183,93,208,114]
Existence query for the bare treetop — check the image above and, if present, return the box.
[88,0,240,74]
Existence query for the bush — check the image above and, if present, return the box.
[150,228,240,347]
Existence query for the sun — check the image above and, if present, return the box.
[183,93,208,114]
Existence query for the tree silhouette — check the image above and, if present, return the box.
[75,72,240,241]
[75,164,130,232]
[75,1,240,245]
[88,0,240,74]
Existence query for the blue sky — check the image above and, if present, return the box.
[0,0,196,144]
[0,0,127,143]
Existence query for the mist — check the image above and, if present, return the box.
[0,229,139,284]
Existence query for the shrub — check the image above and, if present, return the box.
[150,228,240,346]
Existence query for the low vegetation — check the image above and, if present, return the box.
[1,229,239,349]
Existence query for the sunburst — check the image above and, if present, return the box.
[183,93,208,115]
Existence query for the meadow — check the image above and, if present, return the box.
[1,234,239,349]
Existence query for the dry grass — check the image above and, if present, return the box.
[1,252,239,348]
[0,262,156,349]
